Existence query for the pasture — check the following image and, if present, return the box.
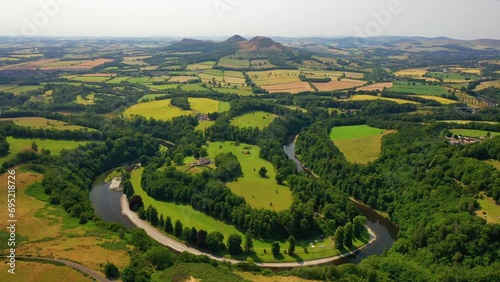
[450,129,500,138]
[247,70,301,86]
[206,142,293,211]
[347,95,420,105]
[390,81,448,96]
[168,76,199,83]
[76,94,96,105]
[211,86,253,96]
[263,81,312,94]
[330,125,395,164]
[394,68,428,77]
[106,76,131,84]
[180,84,208,92]
[187,61,216,70]
[0,84,44,95]
[231,111,278,130]
[440,120,499,125]
[474,80,500,91]
[0,117,89,131]
[127,76,151,83]
[250,59,275,69]
[217,57,250,69]
[357,82,394,92]
[414,95,458,104]
[475,195,500,224]
[426,72,478,83]
[70,76,110,83]
[124,98,229,120]
[313,78,366,92]
[0,137,87,165]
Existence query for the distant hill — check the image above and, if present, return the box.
[225,35,247,44]
[239,36,286,52]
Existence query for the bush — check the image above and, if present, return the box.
[104,263,120,280]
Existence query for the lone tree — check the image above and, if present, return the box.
[258,167,268,178]
[104,263,120,280]
[227,234,243,255]
[173,153,184,165]
[288,235,296,256]
[271,241,280,256]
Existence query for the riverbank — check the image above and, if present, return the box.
[120,194,377,268]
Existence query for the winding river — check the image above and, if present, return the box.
[90,140,397,266]
[283,141,397,264]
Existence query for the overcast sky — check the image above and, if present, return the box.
[1,0,499,39]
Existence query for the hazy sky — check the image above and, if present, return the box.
[1,0,499,39]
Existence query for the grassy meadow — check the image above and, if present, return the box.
[124,98,229,120]
[230,111,278,130]
[206,142,293,211]
[0,117,89,131]
[330,125,395,164]
[390,81,447,95]
[450,129,500,138]
[475,195,500,224]
[0,137,88,165]
[348,94,420,105]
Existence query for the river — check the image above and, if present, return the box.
[89,182,134,228]
[283,141,397,264]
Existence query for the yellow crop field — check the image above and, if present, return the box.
[348,95,420,105]
[394,68,428,77]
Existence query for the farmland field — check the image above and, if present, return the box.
[147,76,172,83]
[147,84,180,91]
[330,125,395,164]
[426,72,478,83]
[0,117,89,131]
[70,76,110,83]
[474,80,500,91]
[262,81,312,94]
[390,81,448,95]
[357,82,394,92]
[168,76,199,83]
[247,70,301,86]
[186,61,216,70]
[440,120,499,125]
[206,142,293,211]
[124,98,229,120]
[76,93,96,105]
[394,68,427,77]
[127,76,151,83]
[450,129,500,138]
[231,111,278,129]
[348,94,420,105]
[313,78,366,92]
[0,137,88,165]
[211,86,253,96]
[414,95,458,104]
[106,76,130,83]
[180,84,208,91]
[217,57,249,69]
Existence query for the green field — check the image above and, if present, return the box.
[186,61,216,70]
[0,117,89,131]
[0,85,44,95]
[147,84,180,91]
[131,167,359,262]
[0,137,87,165]
[415,95,458,104]
[70,76,110,83]
[427,72,478,82]
[450,129,500,138]
[124,98,229,120]
[231,111,278,129]
[138,94,168,102]
[390,81,447,96]
[348,94,420,105]
[211,86,253,96]
[76,93,96,105]
[441,120,499,125]
[475,195,500,224]
[180,84,208,92]
[206,142,293,211]
[195,121,216,132]
[106,76,130,84]
[217,57,250,69]
[127,77,151,83]
[330,125,395,164]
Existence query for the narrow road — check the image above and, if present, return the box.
[18,256,109,282]
[121,195,376,268]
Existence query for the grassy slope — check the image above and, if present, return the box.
[0,117,88,131]
[125,98,229,120]
[330,125,394,164]
[475,196,500,224]
[390,81,447,95]
[231,111,278,130]
[206,142,293,211]
[0,137,87,165]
